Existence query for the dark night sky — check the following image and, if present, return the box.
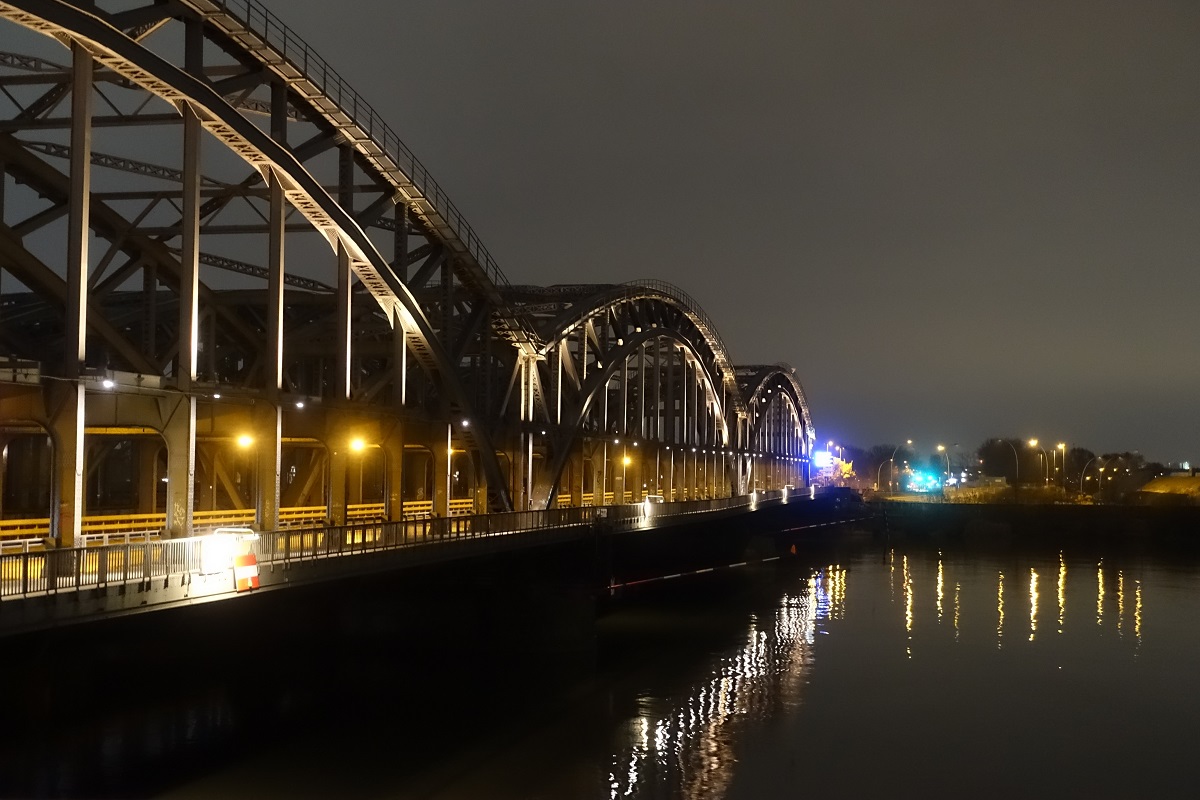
[278,0,1199,465]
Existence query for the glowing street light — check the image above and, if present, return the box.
[1029,439,1048,484]
[937,444,950,484]
[878,439,912,492]
[236,434,253,449]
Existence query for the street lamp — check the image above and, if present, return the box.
[1029,439,1048,484]
[937,444,950,485]
[877,439,912,493]
[1079,455,1098,495]
[1056,443,1066,488]
[995,439,1019,485]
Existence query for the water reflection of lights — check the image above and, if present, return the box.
[881,551,1147,659]
[1057,553,1066,634]
[1117,571,1125,638]
[1134,580,1142,649]
[936,555,944,623]
[607,571,824,800]
[1028,568,1039,642]
[953,582,961,642]
[903,556,913,658]
[997,571,1005,649]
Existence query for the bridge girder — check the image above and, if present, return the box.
[0,0,817,538]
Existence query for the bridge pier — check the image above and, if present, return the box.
[48,382,85,548]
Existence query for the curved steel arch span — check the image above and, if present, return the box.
[0,0,816,544]
[739,364,814,491]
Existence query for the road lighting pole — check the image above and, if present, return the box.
[1029,439,1048,484]
[937,444,950,485]
[996,439,1019,485]
[1056,443,1066,488]
[879,439,912,493]
[1079,456,1098,496]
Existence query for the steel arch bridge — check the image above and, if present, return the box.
[0,0,815,547]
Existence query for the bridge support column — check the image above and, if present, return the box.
[328,441,348,526]
[254,402,281,532]
[50,43,93,548]
[434,423,450,517]
[383,423,404,522]
[613,454,626,506]
[48,383,85,548]
[593,446,605,507]
[136,439,159,514]
[162,395,196,537]
[569,452,583,507]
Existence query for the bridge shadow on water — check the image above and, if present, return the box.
[0,501,870,798]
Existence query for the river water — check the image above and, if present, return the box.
[4,529,1198,798]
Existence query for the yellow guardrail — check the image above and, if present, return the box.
[1,502,400,542]
[403,500,433,518]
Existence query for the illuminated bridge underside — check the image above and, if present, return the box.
[0,0,814,548]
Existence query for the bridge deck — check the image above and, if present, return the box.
[0,491,795,636]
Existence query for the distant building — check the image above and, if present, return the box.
[1130,475,1200,505]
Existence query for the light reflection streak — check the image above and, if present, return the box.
[1117,571,1125,638]
[997,571,1005,649]
[936,555,944,623]
[903,556,913,658]
[1097,562,1105,626]
[606,570,822,799]
[1134,581,1142,648]
[953,582,960,642]
[1028,568,1039,642]
[1057,553,1066,634]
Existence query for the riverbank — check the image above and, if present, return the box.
[872,499,1200,546]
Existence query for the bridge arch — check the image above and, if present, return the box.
[504,282,755,508]
[738,364,815,492]
[0,0,534,539]
[0,1,819,543]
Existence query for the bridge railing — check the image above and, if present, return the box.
[1,492,789,602]
[190,0,511,290]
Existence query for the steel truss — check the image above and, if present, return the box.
[0,0,814,544]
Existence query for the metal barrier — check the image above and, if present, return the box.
[0,503,429,545]
[1,493,786,602]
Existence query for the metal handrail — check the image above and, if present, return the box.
[186,0,510,290]
[0,493,783,602]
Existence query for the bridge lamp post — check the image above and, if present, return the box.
[622,454,632,503]
[1056,443,1066,488]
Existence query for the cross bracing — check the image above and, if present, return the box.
[0,0,814,547]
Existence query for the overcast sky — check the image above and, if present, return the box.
[278,0,1199,464]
